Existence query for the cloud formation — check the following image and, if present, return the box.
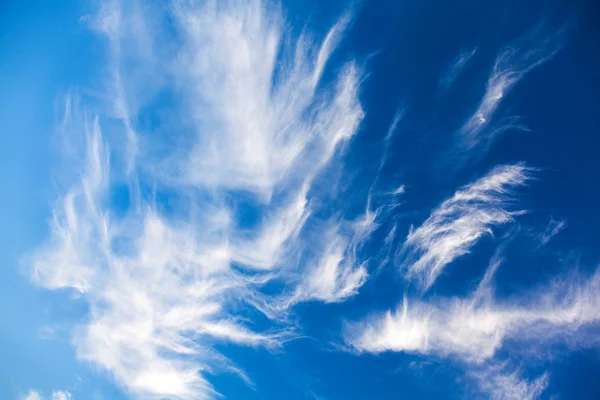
[439,47,477,89]
[21,391,71,400]
[470,363,549,400]
[22,2,585,400]
[287,212,376,305]
[539,218,567,247]
[29,1,370,399]
[459,27,564,150]
[174,1,361,199]
[346,257,600,362]
[397,163,532,290]
[51,392,72,400]
[21,391,41,400]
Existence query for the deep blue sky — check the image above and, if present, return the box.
[1,0,600,399]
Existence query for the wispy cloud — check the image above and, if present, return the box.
[32,121,267,399]
[470,363,549,400]
[51,392,72,400]
[369,108,405,198]
[28,1,370,399]
[439,47,477,90]
[21,390,72,400]
[22,1,583,399]
[292,230,368,304]
[459,26,565,150]
[173,1,361,199]
[346,257,600,362]
[539,218,567,247]
[397,163,532,290]
[21,391,42,400]
[287,213,375,305]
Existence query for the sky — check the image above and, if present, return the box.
[1,0,600,399]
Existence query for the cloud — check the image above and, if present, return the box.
[30,118,108,294]
[296,234,368,303]
[30,111,306,400]
[397,163,532,290]
[226,186,309,271]
[369,108,405,197]
[85,0,170,174]
[470,363,549,400]
[439,47,477,89]
[20,391,72,400]
[21,391,42,400]
[51,392,72,400]
[173,1,361,199]
[288,218,371,305]
[391,185,405,196]
[539,218,567,247]
[24,2,578,400]
[28,1,370,399]
[346,256,600,363]
[459,26,565,150]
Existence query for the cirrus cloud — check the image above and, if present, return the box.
[28,1,371,399]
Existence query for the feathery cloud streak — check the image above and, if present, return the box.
[398,163,532,290]
[28,1,370,399]
[470,363,549,400]
[439,47,477,90]
[539,218,567,247]
[175,1,361,198]
[459,27,564,150]
[20,391,71,400]
[346,258,600,362]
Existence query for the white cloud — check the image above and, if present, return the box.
[369,109,405,198]
[346,257,600,363]
[264,202,381,308]
[21,391,42,400]
[539,218,567,247]
[85,0,167,175]
[397,163,532,290]
[289,224,369,305]
[172,1,362,199]
[28,1,369,399]
[471,363,549,400]
[439,47,477,89]
[20,390,72,400]
[51,392,72,400]
[30,118,108,294]
[33,95,290,400]
[230,185,311,270]
[391,185,405,196]
[300,237,367,303]
[459,27,564,150]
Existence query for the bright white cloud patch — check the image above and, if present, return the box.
[346,253,599,396]
[51,392,72,400]
[174,2,361,198]
[346,258,600,362]
[398,163,531,290]
[21,391,42,400]
[29,1,370,399]
[288,214,375,305]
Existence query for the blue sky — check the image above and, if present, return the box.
[1,0,600,399]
